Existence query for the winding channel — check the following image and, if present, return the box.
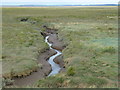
[45,36,62,76]
[11,35,62,87]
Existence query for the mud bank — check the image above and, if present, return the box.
[13,49,56,87]
[8,25,66,87]
[41,26,66,70]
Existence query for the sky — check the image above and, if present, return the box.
[1,0,119,5]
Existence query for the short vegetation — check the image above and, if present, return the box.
[2,7,118,88]
[2,8,48,78]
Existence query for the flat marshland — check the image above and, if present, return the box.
[2,7,118,88]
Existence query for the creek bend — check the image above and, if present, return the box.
[11,28,65,87]
[45,36,62,76]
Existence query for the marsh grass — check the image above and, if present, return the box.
[2,7,118,88]
[102,46,116,54]
[67,66,75,76]
[35,7,118,88]
[2,9,48,78]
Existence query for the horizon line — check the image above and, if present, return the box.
[1,4,118,7]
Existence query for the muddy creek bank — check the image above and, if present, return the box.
[11,26,65,87]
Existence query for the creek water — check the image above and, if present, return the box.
[45,36,62,76]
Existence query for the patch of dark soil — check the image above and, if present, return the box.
[43,25,58,34]
[20,17,29,22]
[18,17,37,25]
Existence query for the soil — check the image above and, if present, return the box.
[10,26,66,87]
[13,49,56,87]
[48,34,64,51]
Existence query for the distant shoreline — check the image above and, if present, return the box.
[1,4,118,7]
[1,6,118,8]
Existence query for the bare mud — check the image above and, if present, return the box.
[9,25,66,87]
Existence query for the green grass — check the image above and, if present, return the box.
[2,8,48,78]
[2,7,118,88]
[67,66,75,76]
[35,7,118,88]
